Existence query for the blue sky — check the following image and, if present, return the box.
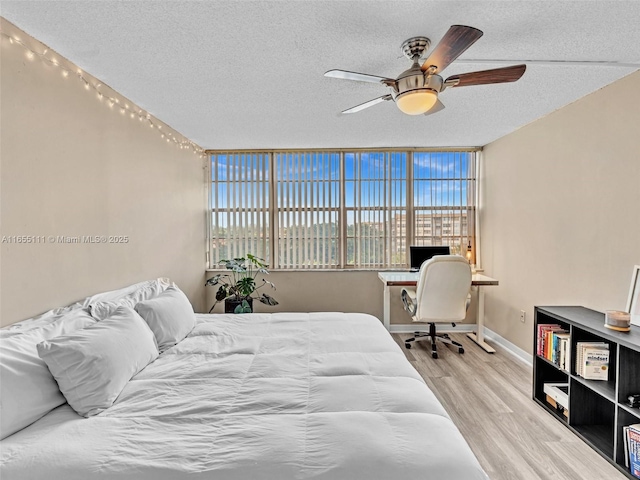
[211,151,474,214]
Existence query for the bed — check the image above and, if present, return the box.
[0,280,488,480]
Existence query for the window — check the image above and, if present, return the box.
[412,151,476,257]
[274,151,340,268]
[344,151,407,268]
[209,150,477,269]
[210,152,270,262]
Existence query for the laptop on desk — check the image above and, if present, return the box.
[409,245,451,272]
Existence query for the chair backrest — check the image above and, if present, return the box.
[413,255,472,323]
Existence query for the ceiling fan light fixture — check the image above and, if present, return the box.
[396,89,438,115]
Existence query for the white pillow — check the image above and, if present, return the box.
[0,309,96,439]
[88,278,171,321]
[37,306,158,417]
[134,285,196,352]
[1,278,170,337]
[82,277,170,307]
[0,302,85,338]
[89,300,131,321]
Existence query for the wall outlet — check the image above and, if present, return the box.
[520,310,526,323]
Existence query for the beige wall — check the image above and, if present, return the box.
[481,70,640,354]
[0,20,206,326]
[205,271,382,317]
[205,270,478,326]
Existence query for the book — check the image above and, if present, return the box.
[554,332,570,371]
[627,424,640,478]
[564,337,571,374]
[538,324,566,361]
[625,426,630,468]
[552,331,566,364]
[575,342,608,378]
[551,329,567,361]
[537,324,560,356]
[582,347,609,381]
[546,330,554,360]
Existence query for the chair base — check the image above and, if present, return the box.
[404,323,464,358]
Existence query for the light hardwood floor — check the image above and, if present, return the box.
[392,332,626,480]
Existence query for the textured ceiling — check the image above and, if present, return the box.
[1,1,639,149]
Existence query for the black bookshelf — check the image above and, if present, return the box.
[534,306,640,479]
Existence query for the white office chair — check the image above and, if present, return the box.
[401,255,472,359]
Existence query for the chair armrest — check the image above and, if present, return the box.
[402,288,417,303]
[401,288,417,316]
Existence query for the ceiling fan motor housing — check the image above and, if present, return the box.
[393,66,443,99]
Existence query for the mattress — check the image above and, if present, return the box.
[1,312,488,480]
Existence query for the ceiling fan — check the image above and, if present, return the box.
[325,25,526,116]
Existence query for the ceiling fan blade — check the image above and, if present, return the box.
[421,25,483,73]
[445,64,526,87]
[423,99,445,116]
[325,69,395,84]
[455,59,640,68]
[341,95,392,114]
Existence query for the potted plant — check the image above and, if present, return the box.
[205,254,278,314]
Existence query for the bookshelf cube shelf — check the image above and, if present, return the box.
[619,347,640,405]
[534,306,640,479]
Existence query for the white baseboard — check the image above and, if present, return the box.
[389,324,475,334]
[483,327,533,366]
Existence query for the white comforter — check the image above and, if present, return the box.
[1,312,488,480]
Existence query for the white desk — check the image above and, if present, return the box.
[377,271,499,353]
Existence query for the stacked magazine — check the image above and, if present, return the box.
[624,424,640,478]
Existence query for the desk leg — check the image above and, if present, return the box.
[383,283,391,331]
[467,285,496,353]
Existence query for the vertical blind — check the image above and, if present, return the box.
[210,152,270,262]
[274,151,340,268]
[344,151,407,268]
[412,151,476,257]
[210,150,476,269]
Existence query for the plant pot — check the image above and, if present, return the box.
[224,297,253,314]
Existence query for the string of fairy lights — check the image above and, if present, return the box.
[0,29,205,158]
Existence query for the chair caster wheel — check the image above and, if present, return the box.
[458,347,465,354]
[405,343,412,349]
[431,352,438,359]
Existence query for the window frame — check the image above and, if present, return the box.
[207,148,480,270]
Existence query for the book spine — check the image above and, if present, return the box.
[537,325,543,356]
[625,426,630,469]
[576,342,583,377]
[546,331,554,360]
[560,338,567,371]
